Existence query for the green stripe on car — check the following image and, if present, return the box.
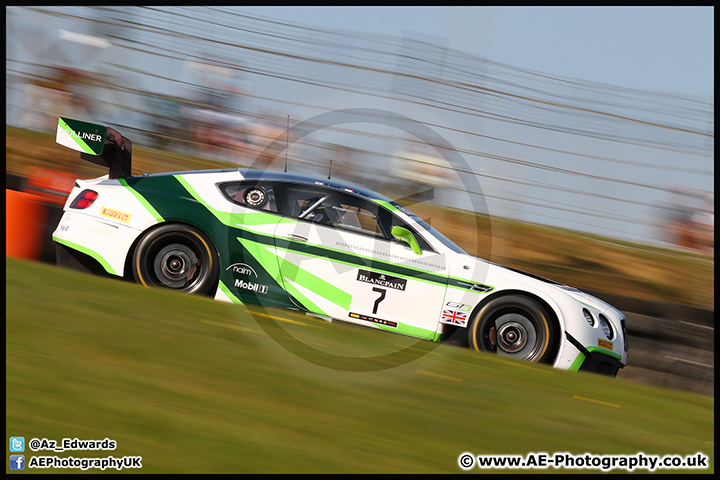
[118,178,165,223]
[174,174,494,293]
[218,280,244,305]
[53,236,117,275]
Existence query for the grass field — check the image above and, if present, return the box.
[6,258,714,473]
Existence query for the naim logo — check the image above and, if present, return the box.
[226,263,258,277]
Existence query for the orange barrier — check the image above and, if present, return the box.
[23,166,76,205]
[6,189,48,260]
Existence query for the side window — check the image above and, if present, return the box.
[219,182,278,213]
[283,186,385,238]
[280,184,436,252]
[334,201,384,237]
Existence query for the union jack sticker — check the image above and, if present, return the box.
[441,308,468,326]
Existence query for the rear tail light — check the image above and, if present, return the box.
[70,189,98,209]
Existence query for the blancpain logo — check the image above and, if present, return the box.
[356,269,407,291]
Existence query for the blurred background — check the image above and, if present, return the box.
[6,6,713,253]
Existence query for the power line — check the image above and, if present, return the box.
[6,6,713,248]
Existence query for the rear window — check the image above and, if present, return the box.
[219,182,278,213]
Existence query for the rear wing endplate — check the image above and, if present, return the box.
[56,117,132,179]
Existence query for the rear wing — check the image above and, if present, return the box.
[56,117,132,179]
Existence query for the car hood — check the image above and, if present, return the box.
[470,258,616,314]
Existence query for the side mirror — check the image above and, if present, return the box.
[391,226,422,255]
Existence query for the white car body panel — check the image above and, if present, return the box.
[52,168,628,374]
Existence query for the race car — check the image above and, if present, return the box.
[51,117,628,375]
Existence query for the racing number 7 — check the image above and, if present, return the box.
[372,287,386,315]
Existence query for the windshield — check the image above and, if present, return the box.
[390,201,468,255]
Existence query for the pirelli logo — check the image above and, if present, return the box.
[356,269,407,291]
[100,206,132,223]
[598,338,614,350]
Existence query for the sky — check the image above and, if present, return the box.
[171,6,715,246]
[5,6,714,247]
[238,6,714,99]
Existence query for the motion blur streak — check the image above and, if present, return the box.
[6,6,713,252]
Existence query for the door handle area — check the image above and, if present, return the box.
[286,234,308,242]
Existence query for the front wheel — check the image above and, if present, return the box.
[468,295,558,364]
[132,224,219,296]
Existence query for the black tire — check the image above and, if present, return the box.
[468,294,558,364]
[132,224,219,296]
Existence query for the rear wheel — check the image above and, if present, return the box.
[132,224,218,296]
[468,295,558,364]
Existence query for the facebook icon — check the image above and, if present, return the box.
[10,454,25,470]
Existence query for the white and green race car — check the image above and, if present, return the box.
[51,118,628,375]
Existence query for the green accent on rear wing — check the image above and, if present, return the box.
[56,117,107,155]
